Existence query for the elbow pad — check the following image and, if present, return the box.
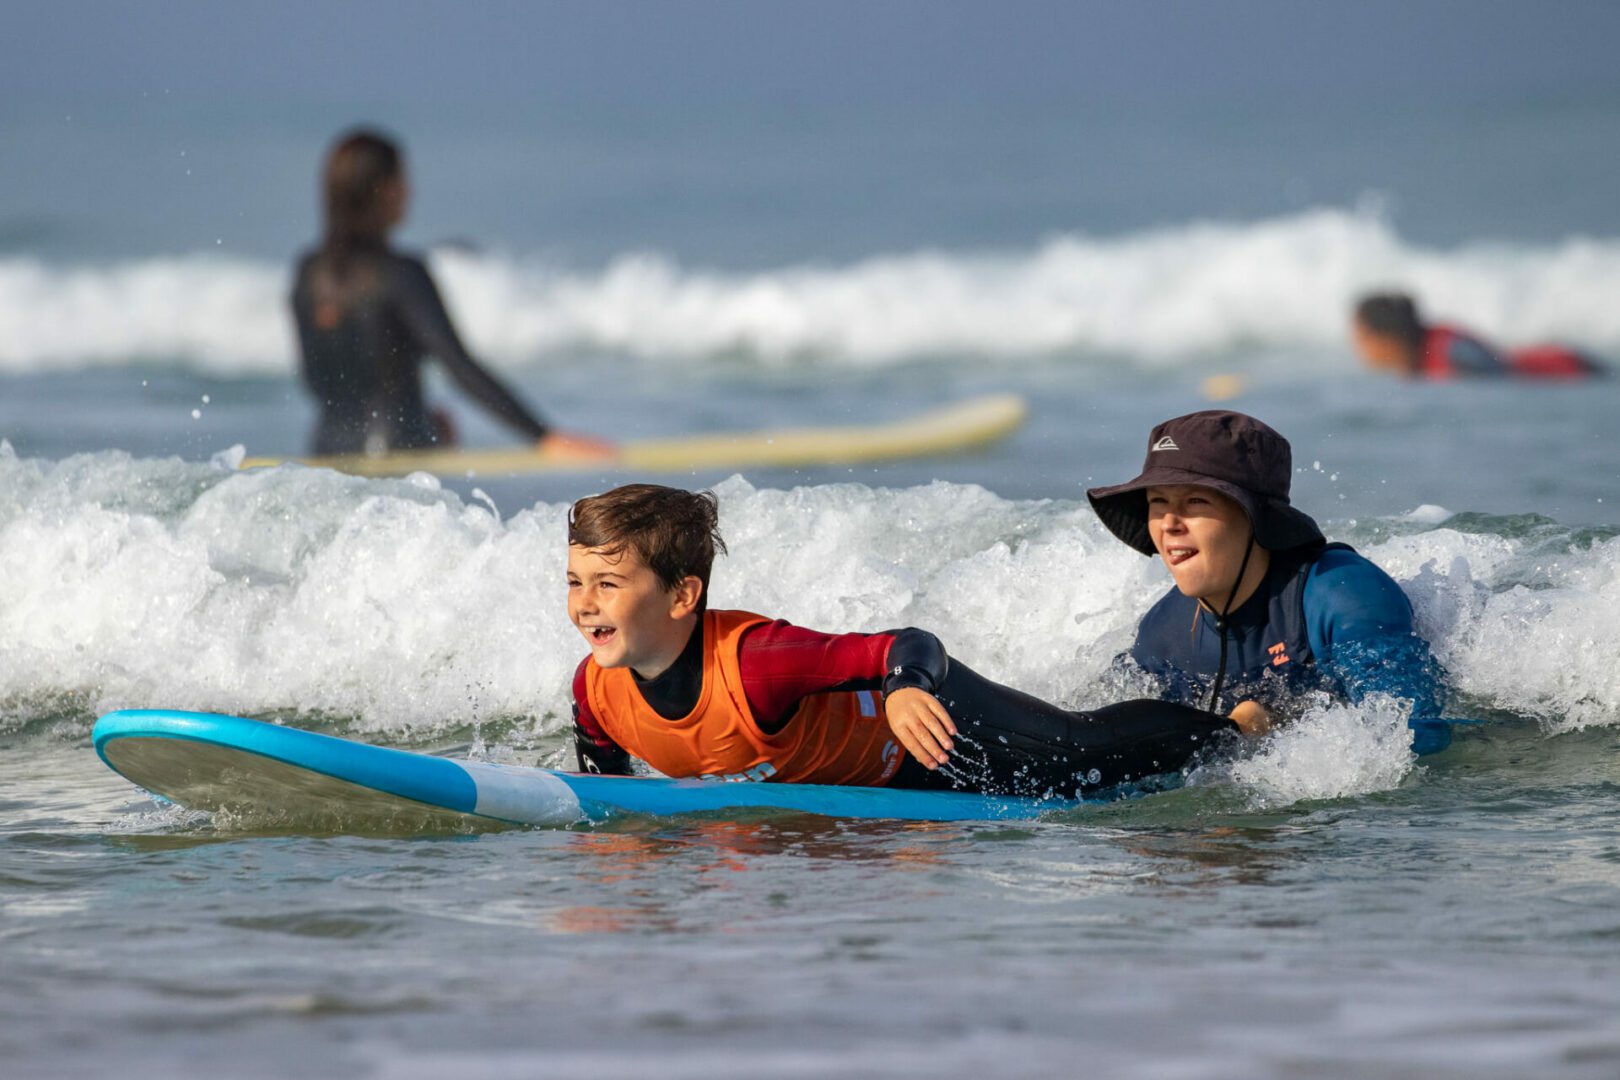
[881,628,950,696]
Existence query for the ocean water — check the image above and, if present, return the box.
[6,446,1620,1078]
[7,9,1620,1075]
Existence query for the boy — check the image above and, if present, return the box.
[1087,410,1452,754]
[1352,292,1600,380]
[567,484,1232,799]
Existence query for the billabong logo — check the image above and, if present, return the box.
[700,761,779,783]
[880,740,902,779]
[1151,436,1179,451]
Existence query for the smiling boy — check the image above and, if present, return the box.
[1087,410,1452,753]
[565,484,1233,798]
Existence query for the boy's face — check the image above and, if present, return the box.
[1145,484,1259,603]
[1351,317,1413,373]
[567,544,701,678]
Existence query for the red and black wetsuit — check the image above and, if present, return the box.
[290,244,550,455]
[573,617,1234,799]
[1420,325,1601,380]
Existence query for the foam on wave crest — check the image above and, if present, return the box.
[4,448,1618,800]
[6,207,1620,374]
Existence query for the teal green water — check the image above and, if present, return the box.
[5,716,1620,1078]
[5,356,1620,1076]
[7,14,1620,1068]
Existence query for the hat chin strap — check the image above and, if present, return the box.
[1206,532,1256,714]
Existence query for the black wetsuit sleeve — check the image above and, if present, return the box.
[391,257,551,440]
[881,628,950,696]
[573,704,633,774]
[887,658,1240,798]
[571,658,632,774]
[289,258,338,402]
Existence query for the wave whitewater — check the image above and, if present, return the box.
[3,446,1618,803]
[9,207,1620,375]
[4,208,1620,375]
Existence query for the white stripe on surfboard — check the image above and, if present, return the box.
[463,760,583,826]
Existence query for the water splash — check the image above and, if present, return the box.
[5,449,1620,802]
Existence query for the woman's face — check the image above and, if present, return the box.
[380,174,410,230]
[1145,485,1255,602]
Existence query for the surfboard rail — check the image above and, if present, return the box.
[93,710,1064,828]
[238,393,1028,477]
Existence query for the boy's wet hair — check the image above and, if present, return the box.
[568,484,727,601]
[1355,292,1426,350]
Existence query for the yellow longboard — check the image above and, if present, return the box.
[240,393,1028,478]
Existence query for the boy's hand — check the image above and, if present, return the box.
[1229,700,1272,737]
[885,687,957,769]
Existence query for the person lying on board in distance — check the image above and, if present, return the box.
[291,127,614,460]
[566,484,1238,801]
[1087,410,1452,754]
[1352,291,1604,380]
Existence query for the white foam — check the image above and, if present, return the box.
[0,255,293,374]
[1394,530,1620,733]
[1218,694,1420,808]
[6,207,1620,373]
[1403,504,1453,525]
[5,452,1619,791]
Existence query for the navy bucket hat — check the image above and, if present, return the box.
[1086,410,1325,556]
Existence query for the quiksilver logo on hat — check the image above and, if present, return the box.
[1151,436,1179,451]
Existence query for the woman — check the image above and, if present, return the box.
[291,128,613,458]
[1087,410,1452,754]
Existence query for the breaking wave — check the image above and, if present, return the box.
[5,207,1620,375]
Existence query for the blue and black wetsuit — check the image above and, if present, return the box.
[1421,325,1602,380]
[290,244,550,455]
[1127,543,1451,754]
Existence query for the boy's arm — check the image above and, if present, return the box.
[738,621,949,733]
[1305,550,1452,755]
[571,657,633,774]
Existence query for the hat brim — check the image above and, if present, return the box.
[1086,466,1324,556]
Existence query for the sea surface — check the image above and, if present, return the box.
[6,10,1620,1075]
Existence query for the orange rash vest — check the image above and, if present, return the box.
[582,609,904,786]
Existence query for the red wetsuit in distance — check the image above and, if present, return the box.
[1421,325,1599,380]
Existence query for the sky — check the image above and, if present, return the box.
[7,2,1620,262]
[8,1,1620,110]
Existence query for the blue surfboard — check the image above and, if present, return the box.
[93,710,1066,827]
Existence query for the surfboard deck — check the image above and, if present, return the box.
[93,710,1065,828]
[239,393,1027,477]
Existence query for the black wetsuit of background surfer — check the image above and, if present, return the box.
[290,244,549,455]
[575,624,1236,800]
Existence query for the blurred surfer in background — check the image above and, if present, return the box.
[1352,291,1603,380]
[1089,410,1452,754]
[567,484,1237,800]
[291,128,614,458]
